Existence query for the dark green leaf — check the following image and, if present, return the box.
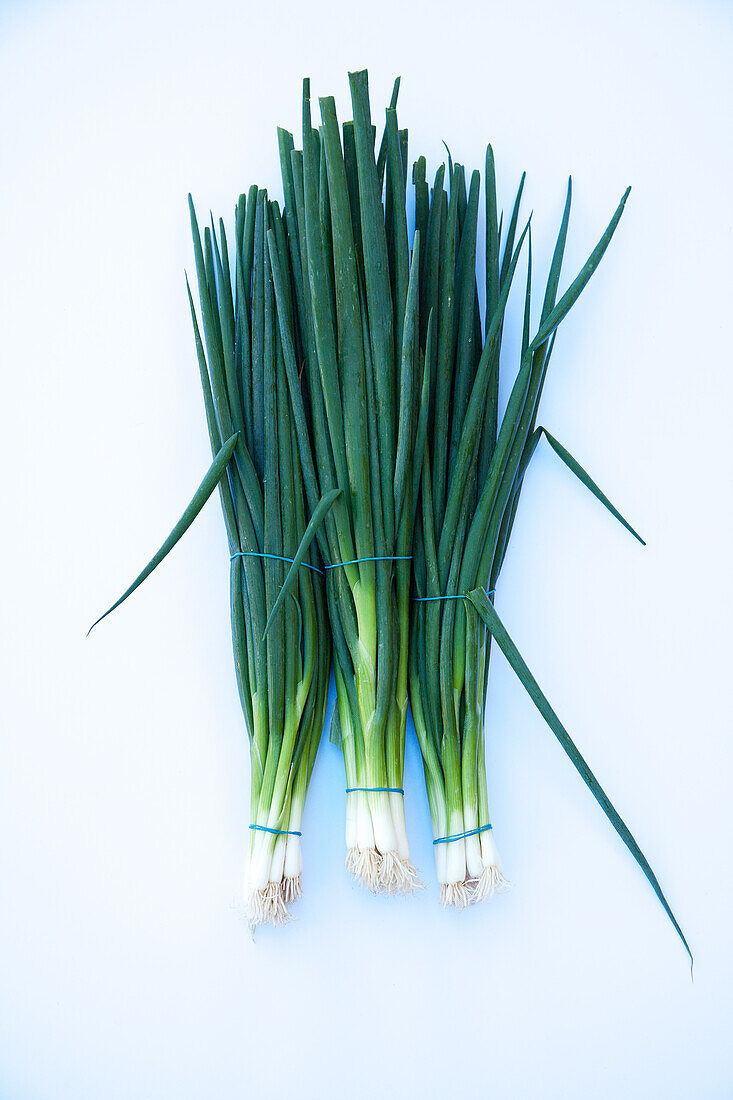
[88,433,239,634]
[539,427,645,544]
[466,587,692,964]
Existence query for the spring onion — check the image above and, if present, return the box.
[408,145,691,961]
[90,185,338,927]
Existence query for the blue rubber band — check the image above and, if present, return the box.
[433,823,493,845]
[249,824,302,837]
[413,588,496,603]
[345,786,404,795]
[325,555,412,570]
[413,593,466,602]
[231,551,323,576]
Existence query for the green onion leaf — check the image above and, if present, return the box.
[88,432,239,634]
[537,427,645,544]
[466,587,692,964]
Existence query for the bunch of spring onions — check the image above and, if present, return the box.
[406,135,689,958]
[89,68,690,959]
[89,186,337,927]
[264,74,425,893]
[187,193,338,924]
[409,157,639,905]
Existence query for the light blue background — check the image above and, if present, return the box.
[1,0,731,1096]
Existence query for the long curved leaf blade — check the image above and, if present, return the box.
[540,177,572,324]
[531,187,631,352]
[467,587,692,964]
[263,487,341,636]
[88,432,239,635]
[499,171,526,288]
[539,427,645,544]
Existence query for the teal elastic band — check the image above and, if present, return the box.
[325,555,411,570]
[433,823,492,845]
[414,588,496,603]
[231,550,323,576]
[249,824,302,837]
[346,786,404,795]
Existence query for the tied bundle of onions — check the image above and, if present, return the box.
[186,191,338,925]
[264,73,426,893]
[409,143,691,963]
[408,154,528,906]
[89,183,337,927]
[410,159,637,905]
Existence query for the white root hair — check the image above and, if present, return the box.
[349,846,382,891]
[282,874,302,905]
[470,865,510,904]
[347,847,423,895]
[378,850,423,895]
[246,881,292,929]
[440,880,473,909]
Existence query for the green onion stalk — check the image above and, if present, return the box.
[185,189,334,926]
[266,72,427,893]
[410,152,659,908]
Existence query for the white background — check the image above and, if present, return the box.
[1,1,732,1097]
